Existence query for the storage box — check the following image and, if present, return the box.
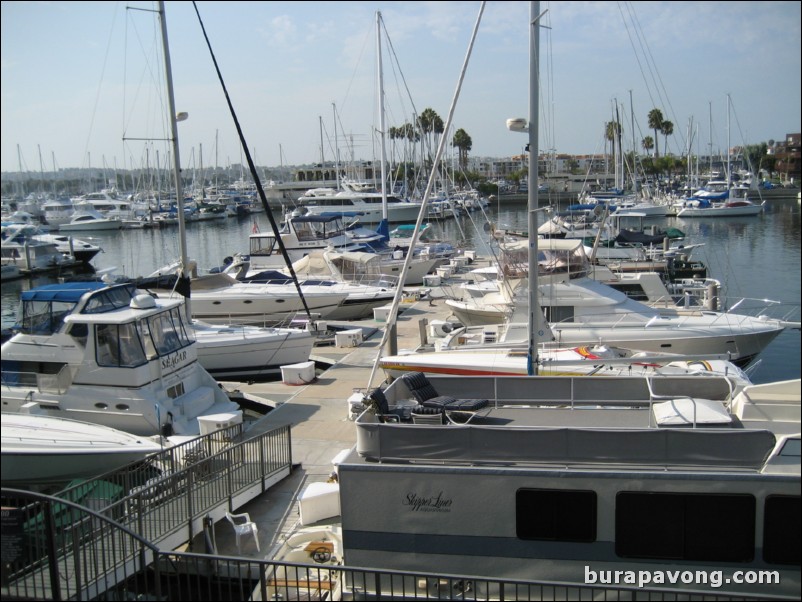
[299,482,341,525]
[335,328,363,347]
[197,411,243,436]
[373,305,393,322]
[281,360,316,385]
[450,257,469,271]
[422,274,441,287]
[347,391,367,420]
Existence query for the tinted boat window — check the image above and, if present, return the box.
[616,492,755,562]
[517,489,596,542]
[764,495,801,565]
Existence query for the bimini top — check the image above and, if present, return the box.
[20,281,112,304]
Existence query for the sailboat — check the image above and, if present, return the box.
[283,12,447,284]
[224,209,443,285]
[676,95,764,217]
[377,5,790,380]
[145,1,316,376]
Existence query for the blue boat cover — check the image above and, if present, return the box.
[20,281,108,303]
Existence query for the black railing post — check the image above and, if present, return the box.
[43,501,62,601]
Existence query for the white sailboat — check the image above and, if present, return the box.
[378,5,792,380]
[146,2,317,368]
[677,94,764,217]
[226,210,442,285]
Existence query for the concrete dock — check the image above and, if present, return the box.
[190,262,477,559]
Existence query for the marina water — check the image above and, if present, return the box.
[3,197,799,384]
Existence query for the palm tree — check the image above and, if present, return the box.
[660,120,674,156]
[605,120,622,174]
[642,136,655,156]
[647,109,664,158]
[452,128,472,171]
[417,107,443,167]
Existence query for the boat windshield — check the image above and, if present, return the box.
[250,234,277,256]
[82,285,138,314]
[95,306,192,367]
[291,217,345,241]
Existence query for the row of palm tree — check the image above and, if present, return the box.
[646,108,673,158]
[387,107,473,168]
[604,108,674,161]
[385,107,474,194]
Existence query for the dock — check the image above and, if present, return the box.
[187,262,470,560]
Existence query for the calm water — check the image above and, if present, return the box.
[3,198,800,384]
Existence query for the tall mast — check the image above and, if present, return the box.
[332,103,340,190]
[377,11,390,237]
[708,101,713,175]
[726,93,731,192]
[527,0,540,375]
[319,116,325,167]
[158,0,189,275]
[629,89,635,191]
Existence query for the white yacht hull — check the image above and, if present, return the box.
[1,413,163,485]
[191,321,314,380]
[184,286,347,325]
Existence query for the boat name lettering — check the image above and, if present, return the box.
[161,350,188,370]
[403,492,452,512]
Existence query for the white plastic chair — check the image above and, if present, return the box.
[225,511,260,554]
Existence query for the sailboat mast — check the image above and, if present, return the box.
[376,11,390,237]
[726,93,731,193]
[158,0,189,275]
[527,0,540,376]
[333,103,341,190]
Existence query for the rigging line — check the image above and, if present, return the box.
[366,1,487,391]
[124,7,169,150]
[191,2,312,320]
[619,2,686,154]
[339,17,374,116]
[80,2,125,172]
[380,16,421,123]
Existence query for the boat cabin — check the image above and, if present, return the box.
[341,374,801,599]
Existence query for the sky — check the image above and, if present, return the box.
[2,1,800,175]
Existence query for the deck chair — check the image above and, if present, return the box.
[400,371,457,407]
[411,405,445,424]
[367,387,411,422]
[401,372,489,423]
[226,511,260,554]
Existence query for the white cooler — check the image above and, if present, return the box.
[299,481,341,525]
[281,361,316,385]
[335,328,363,347]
